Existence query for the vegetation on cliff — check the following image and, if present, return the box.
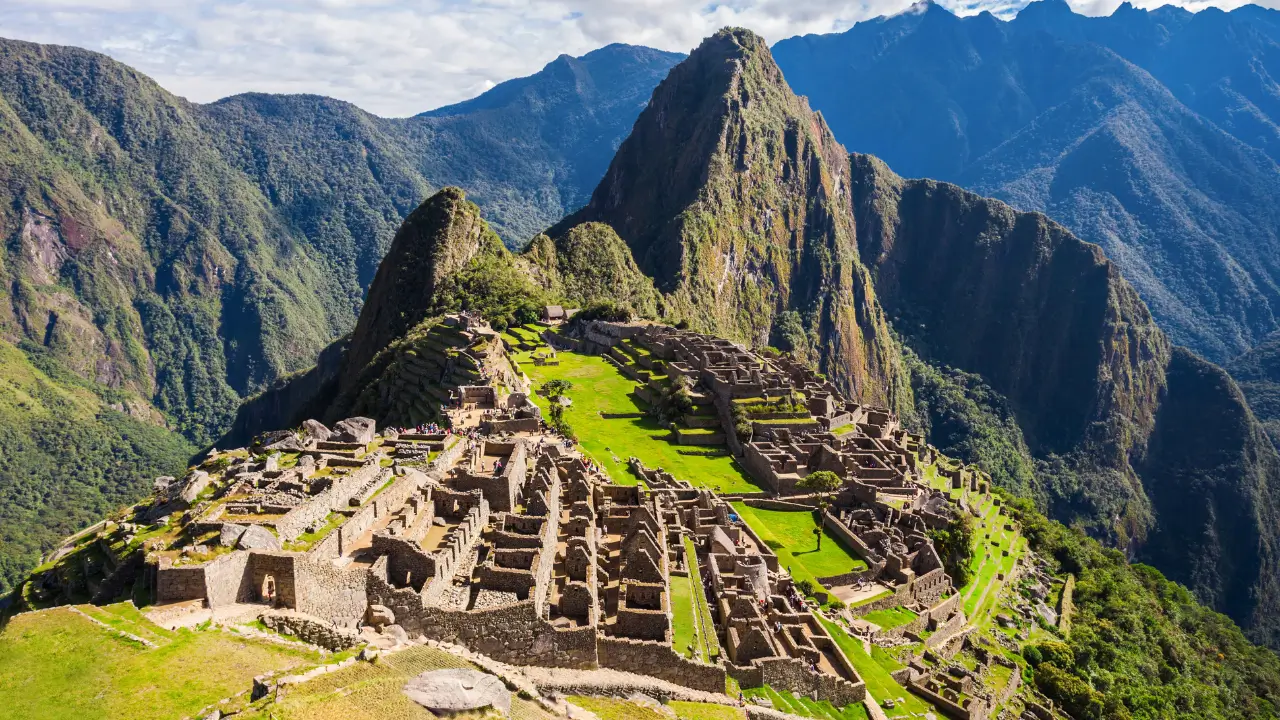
[1007,488,1280,720]
[552,28,907,413]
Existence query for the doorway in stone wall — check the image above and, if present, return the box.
[261,575,276,606]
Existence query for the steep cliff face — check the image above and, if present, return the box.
[555,29,904,408]
[1140,348,1280,649]
[848,152,1280,645]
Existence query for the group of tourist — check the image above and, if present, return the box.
[386,422,448,436]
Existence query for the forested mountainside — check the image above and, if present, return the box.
[772,0,1280,363]
[849,153,1280,648]
[0,36,679,594]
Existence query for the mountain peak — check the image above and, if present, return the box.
[551,30,902,408]
[340,187,500,385]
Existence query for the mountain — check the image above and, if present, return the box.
[227,26,1280,647]
[1227,334,1280,446]
[410,45,687,243]
[0,36,679,595]
[552,29,906,410]
[849,154,1280,647]
[772,1,1280,363]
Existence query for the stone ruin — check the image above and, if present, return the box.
[97,316,991,714]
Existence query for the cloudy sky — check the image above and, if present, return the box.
[0,0,1270,117]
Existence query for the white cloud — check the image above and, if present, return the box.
[0,0,1270,117]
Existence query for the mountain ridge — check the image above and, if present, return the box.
[772,1,1280,363]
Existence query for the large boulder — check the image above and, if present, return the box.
[301,419,332,441]
[255,429,294,449]
[264,434,305,452]
[178,471,212,505]
[402,669,510,717]
[218,523,282,551]
[366,604,395,628]
[219,523,248,547]
[237,524,282,551]
[333,417,376,444]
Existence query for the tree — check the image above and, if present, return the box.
[798,470,843,550]
[927,513,975,588]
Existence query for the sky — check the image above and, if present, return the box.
[0,0,1272,117]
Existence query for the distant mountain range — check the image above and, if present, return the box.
[772,0,1280,365]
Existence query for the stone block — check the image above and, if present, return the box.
[334,417,376,444]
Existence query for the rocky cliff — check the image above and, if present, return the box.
[554,29,905,410]
[848,152,1280,647]
[773,1,1280,362]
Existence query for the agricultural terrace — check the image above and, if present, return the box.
[516,347,764,494]
[0,603,325,720]
[741,685,870,720]
[817,616,934,719]
[729,503,867,595]
[924,463,1027,617]
[568,695,749,720]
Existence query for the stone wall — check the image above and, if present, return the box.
[757,656,866,707]
[908,680,988,720]
[204,551,251,607]
[154,561,208,604]
[368,570,598,668]
[596,636,726,694]
[372,533,437,591]
[294,555,367,628]
[260,610,360,650]
[249,553,298,607]
[311,470,419,560]
[276,463,383,542]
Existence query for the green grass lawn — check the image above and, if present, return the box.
[520,350,763,494]
[741,686,869,720]
[730,503,867,592]
[670,571,698,659]
[0,605,323,720]
[861,606,918,630]
[817,617,934,718]
[684,537,722,662]
[670,701,747,720]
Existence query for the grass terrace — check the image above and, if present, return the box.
[817,616,934,718]
[0,604,323,720]
[741,686,869,720]
[861,606,918,630]
[569,696,747,720]
[519,350,763,494]
[729,504,867,595]
[670,569,699,660]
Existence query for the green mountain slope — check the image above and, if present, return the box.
[553,29,906,410]
[772,1,1280,363]
[849,153,1280,648]
[0,340,193,596]
[0,36,680,595]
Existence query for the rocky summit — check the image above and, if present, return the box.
[7,14,1280,720]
